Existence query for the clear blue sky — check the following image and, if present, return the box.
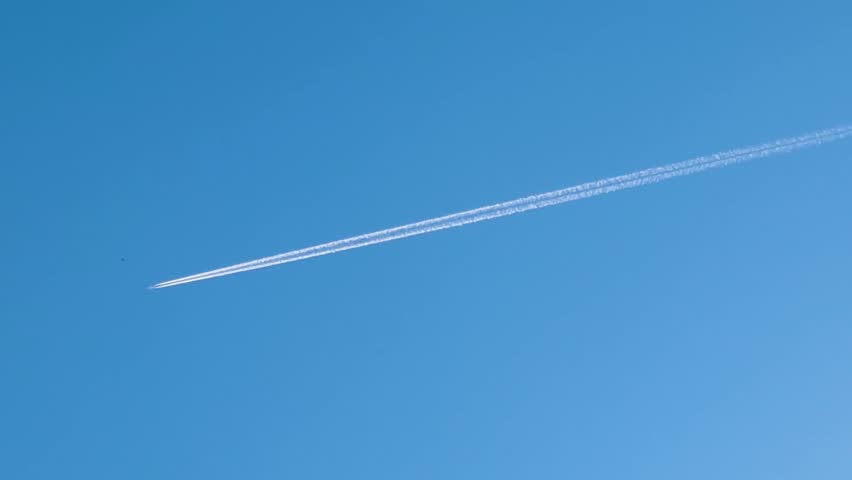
[2,1,851,478]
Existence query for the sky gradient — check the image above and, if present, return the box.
[2,1,852,479]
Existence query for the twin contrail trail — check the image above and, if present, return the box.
[152,125,852,289]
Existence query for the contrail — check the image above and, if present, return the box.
[152,125,852,289]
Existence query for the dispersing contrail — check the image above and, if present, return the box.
[152,125,852,289]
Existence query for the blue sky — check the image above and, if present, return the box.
[2,1,851,478]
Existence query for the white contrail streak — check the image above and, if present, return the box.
[152,125,852,289]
